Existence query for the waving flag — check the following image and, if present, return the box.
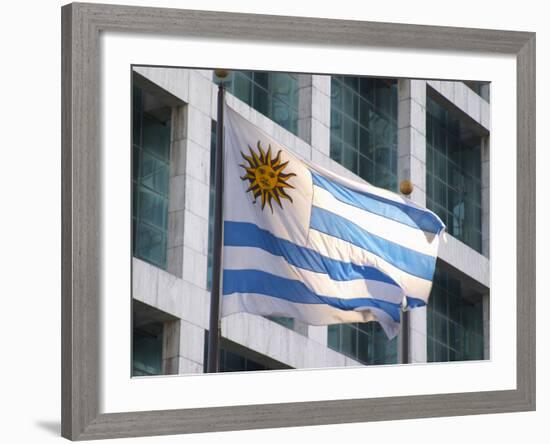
[221,106,445,338]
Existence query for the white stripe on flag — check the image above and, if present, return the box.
[309,159,441,220]
[223,245,404,304]
[307,229,434,302]
[313,185,439,257]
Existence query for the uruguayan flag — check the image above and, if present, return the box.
[221,106,445,338]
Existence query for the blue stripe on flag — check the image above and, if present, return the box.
[406,296,427,308]
[223,269,402,322]
[310,207,436,281]
[311,172,444,234]
[224,221,400,287]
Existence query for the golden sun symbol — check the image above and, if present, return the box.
[240,141,296,212]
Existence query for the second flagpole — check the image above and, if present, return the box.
[399,179,413,365]
[206,69,228,373]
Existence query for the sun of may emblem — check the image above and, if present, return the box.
[239,141,296,212]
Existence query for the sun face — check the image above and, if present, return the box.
[240,141,296,212]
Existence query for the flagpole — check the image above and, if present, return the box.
[207,69,228,373]
[399,180,413,365]
[400,309,410,364]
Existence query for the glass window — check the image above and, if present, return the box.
[426,96,482,253]
[218,71,299,136]
[330,76,398,191]
[219,348,268,372]
[427,266,485,362]
[132,85,171,269]
[327,322,398,365]
[132,302,164,376]
[132,301,178,376]
[132,323,163,376]
[328,76,399,364]
[204,336,291,372]
[266,316,295,330]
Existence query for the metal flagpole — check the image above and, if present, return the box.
[400,308,410,364]
[399,180,413,365]
[206,69,229,373]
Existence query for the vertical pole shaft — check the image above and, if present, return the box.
[401,309,410,364]
[207,82,225,373]
[398,180,413,365]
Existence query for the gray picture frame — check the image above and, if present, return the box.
[61,2,536,440]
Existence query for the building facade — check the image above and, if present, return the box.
[131,67,490,376]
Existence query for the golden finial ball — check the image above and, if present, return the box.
[399,180,414,196]
[214,69,230,79]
